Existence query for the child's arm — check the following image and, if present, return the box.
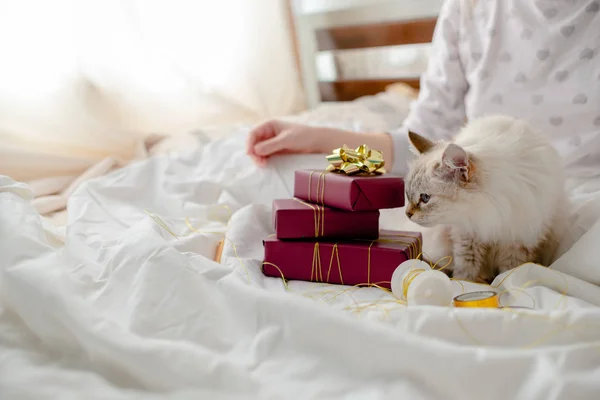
[388,0,468,175]
[246,120,393,169]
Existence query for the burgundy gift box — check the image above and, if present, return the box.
[273,198,379,240]
[262,230,422,289]
[293,170,405,211]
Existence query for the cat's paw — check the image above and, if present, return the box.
[450,270,474,281]
[451,269,485,284]
[453,273,492,285]
[473,275,492,285]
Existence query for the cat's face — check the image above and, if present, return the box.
[404,131,477,227]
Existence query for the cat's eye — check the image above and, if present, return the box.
[419,193,431,204]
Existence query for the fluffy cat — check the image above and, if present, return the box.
[404,115,567,283]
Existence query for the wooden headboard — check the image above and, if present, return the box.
[290,0,441,108]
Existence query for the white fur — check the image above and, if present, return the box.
[405,115,567,248]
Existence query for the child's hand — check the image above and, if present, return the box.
[246,120,323,167]
[246,119,394,170]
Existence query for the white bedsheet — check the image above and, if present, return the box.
[2,123,600,399]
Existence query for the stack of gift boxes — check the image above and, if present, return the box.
[263,165,423,289]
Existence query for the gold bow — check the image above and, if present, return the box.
[325,144,386,175]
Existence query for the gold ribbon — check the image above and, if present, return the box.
[453,291,499,308]
[402,268,426,299]
[311,243,324,282]
[310,235,420,287]
[354,232,422,261]
[294,198,325,238]
[325,144,386,175]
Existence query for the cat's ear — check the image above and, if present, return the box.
[442,144,468,169]
[439,144,473,182]
[408,131,435,154]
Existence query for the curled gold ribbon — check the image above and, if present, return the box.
[402,268,426,299]
[325,144,386,175]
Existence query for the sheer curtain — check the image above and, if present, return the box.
[0,0,303,215]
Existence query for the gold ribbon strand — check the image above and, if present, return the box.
[402,268,426,299]
[293,198,325,238]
